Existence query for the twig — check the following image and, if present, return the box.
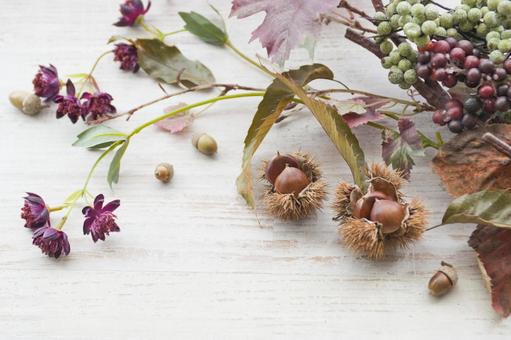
[429,1,452,11]
[344,28,451,109]
[482,132,511,158]
[88,83,264,124]
[371,0,385,12]
[338,0,373,21]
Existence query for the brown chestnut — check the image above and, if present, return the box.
[352,196,376,219]
[265,153,299,185]
[369,199,406,234]
[274,166,310,196]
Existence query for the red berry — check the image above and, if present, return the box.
[446,99,462,110]
[457,40,474,55]
[478,85,495,98]
[443,74,457,88]
[431,53,447,68]
[434,40,451,54]
[424,41,437,52]
[504,59,511,74]
[483,99,496,113]
[432,68,447,81]
[464,55,480,69]
[450,47,466,63]
[447,107,463,120]
[432,110,444,125]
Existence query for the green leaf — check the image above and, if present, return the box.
[276,74,367,191]
[73,126,127,149]
[134,39,215,88]
[63,190,84,205]
[178,11,227,46]
[236,64,334,207]
[108,35,126,44]
[442,190,511,229]
[107,141,129,188]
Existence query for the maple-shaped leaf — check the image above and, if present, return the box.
[333,96,388,128]
[382,118,424,178]
[155,103,194,134]
[432,124,511,196]
[469,224,511,317]
[230,0,338,64]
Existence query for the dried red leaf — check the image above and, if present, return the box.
[432,124,511,196]
[469,224,511,317]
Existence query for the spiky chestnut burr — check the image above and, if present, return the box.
[333,163,428,259]
[261,152,326,220]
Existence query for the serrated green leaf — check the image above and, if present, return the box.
[236,64,334,207]
[179,11,227,46]
[134,39,215,88]
[107,142,129,188]
[73,126,127,149]
[276,74,367,190]
[442,190,511,229]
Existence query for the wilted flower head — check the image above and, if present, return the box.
[33,226,70,258]
[113,43,139,73]
[21,193,50,229]
[54,80,85,123]
[33,65,60,102]
[82,92,116,121]
[114,0,151,27]
[82,194,120,242]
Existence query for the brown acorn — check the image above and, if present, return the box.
[428,261,458,297]
[264,153,299,185]
[333,163,427,259]
[261,152,326,220]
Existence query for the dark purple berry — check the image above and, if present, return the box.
[496,96,510,112]
[466,68,481,84]
[418,52,431,64]
[450,47,466,64]
[431,53,447,68]
[479,59,495,74]
[493,68,507,81]
[432,68,447,81]
[434,40,451,54]
[461,114,478,129]
[443,74,457,87]
[472,49,481,58]
[498,84,509,96]
[448,120,463,133]
[504,59,511,74]
[464,97,481,114]
[483,99,496,114]
[416,65,431,78]
[457,40,473,55]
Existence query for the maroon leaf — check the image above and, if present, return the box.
[337,96,388,128]
[230,0,338,64]
[469,224,511,317]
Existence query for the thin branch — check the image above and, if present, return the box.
[87,83,264,125]
[338,0,373,21]
[482,132,511,158]
[371,0,385,12]
[345,28,385,58]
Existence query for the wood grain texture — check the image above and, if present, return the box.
[0,0,509,339]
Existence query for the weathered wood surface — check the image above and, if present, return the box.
[0,1,509,339]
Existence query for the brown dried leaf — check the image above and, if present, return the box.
[432,124,511,196]
[469,224,511,317]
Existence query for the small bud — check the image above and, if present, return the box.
[9,91,31,111]
[428,261,458,297]
[274,166,310,196]
[154,163,174,183]
[22,94,43,115]
[192,133,218,156]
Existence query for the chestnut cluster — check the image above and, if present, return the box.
[262,152,326,220]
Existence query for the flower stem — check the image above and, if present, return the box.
[128,92,266,137]
[163,29,186,38]
[225,40,274,77]
[48,205,67,212]
[55,141,123,230]
[77,50,113,97]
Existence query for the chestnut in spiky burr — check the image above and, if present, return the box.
[333,163,428,259]
[261,152,326,220]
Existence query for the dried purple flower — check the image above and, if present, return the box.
[82,194,120,242]
[21,193,50,230]
[114,0,151,27]
[113,43,140,73]
[54,80,85,123]
[33,65,60,102]
[32,226,70,259]
[81,92,116,121]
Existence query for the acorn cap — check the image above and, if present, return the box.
[438,261,458,285]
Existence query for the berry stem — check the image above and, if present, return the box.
[225,40,274,77]
[48,205,67,212]
[77,50,113,97]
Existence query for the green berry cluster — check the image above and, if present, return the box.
[381,41,419,89]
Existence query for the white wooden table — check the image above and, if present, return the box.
[1,1,509,339]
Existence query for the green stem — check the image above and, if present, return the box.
[128,92,266,137]
[225,40,273,77]
[77,50,113,96]
[55,141,122,230]
[163,29,186,37]
[48,205,67,212]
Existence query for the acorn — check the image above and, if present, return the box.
[333,163,428,259]
[261,152,326,220]
[9,91,43,115]
[264,153,299,185]
[428,261,458,297]
[192,133,217,156]
[154,163,174,183]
